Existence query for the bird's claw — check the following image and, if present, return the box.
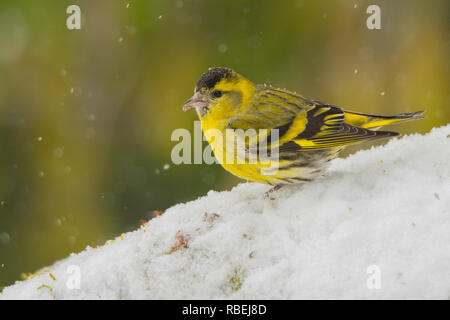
[263,185,283,200]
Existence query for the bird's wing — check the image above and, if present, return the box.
[227,87,398,152]
[227,87,308,128]
[225,86,310,149]
[289,105,399,150]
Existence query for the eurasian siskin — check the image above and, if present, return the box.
[183,67,424,187]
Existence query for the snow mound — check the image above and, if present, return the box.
[2,125,450,300]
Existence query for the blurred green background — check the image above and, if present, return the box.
[0,0,448,288]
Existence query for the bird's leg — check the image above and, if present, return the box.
[264,184,284,199]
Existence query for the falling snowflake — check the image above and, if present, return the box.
[218,44,228,53]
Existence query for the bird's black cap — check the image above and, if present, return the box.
[196,67,233,90]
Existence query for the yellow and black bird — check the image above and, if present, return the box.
[183,67,424,187]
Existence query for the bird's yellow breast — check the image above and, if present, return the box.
[200,116,303,184]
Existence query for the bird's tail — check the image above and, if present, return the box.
[344,110,425,130]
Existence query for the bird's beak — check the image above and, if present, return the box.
[182,91,208,112]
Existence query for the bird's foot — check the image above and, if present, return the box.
[264,185,284,200]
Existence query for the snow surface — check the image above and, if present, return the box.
[1,125,450,300]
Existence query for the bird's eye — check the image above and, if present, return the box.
[211,90,223,98]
